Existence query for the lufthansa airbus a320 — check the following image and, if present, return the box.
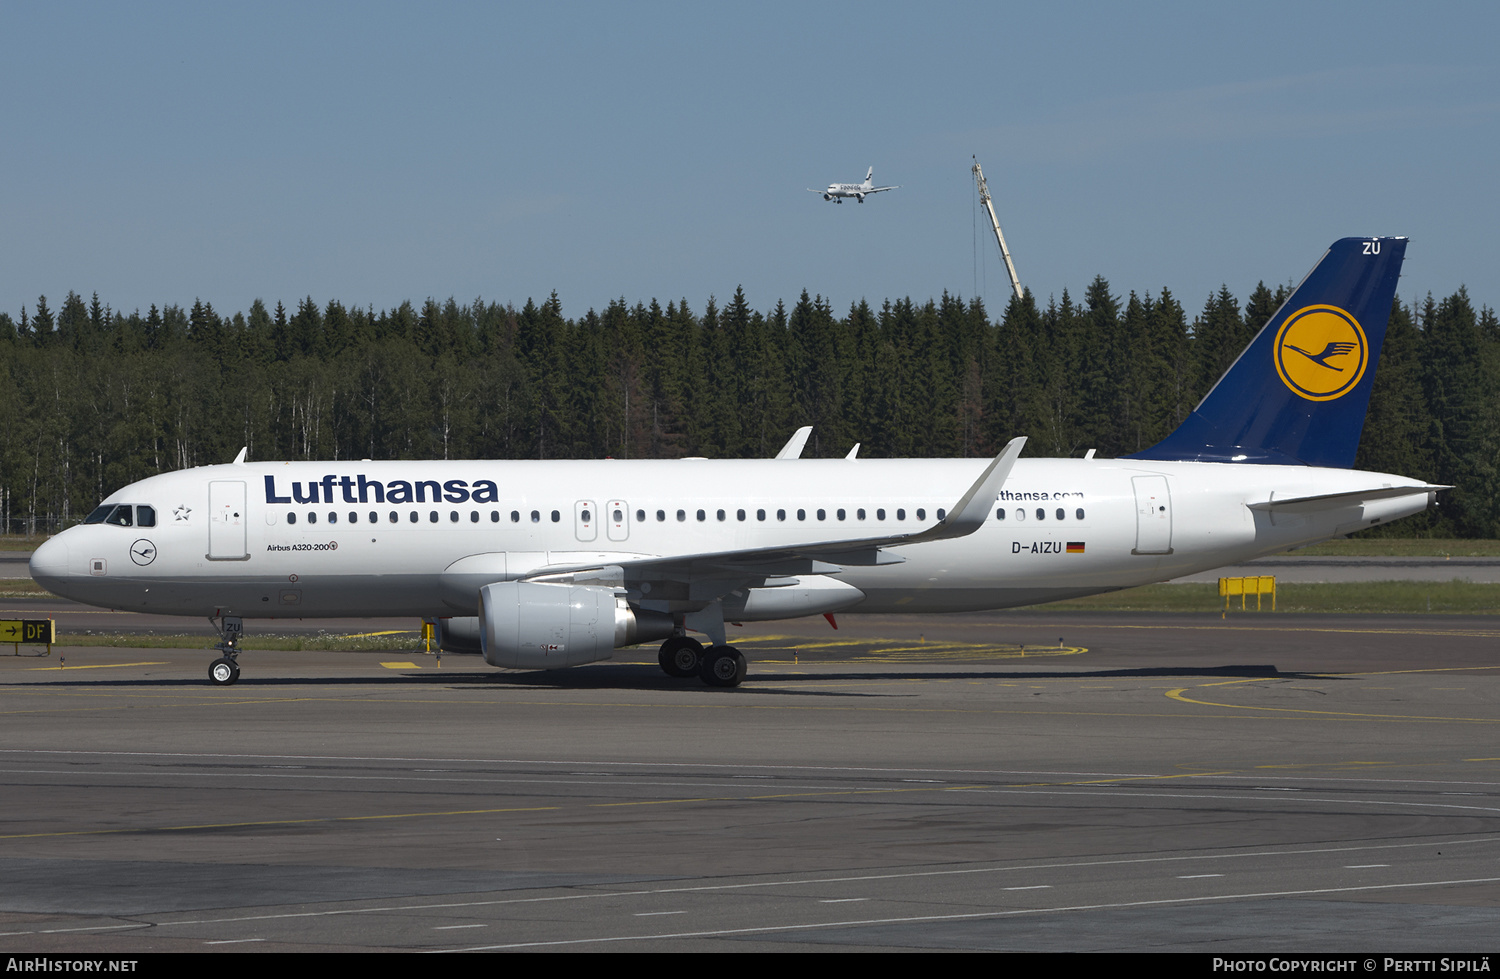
[31,238,1441,687]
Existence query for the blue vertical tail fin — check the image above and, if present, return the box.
[1126,236,1407,468]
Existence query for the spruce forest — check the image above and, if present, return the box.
[1,279,1495,538]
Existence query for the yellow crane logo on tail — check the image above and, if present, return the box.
[1273,304,1369,401]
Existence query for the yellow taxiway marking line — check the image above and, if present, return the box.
[0,781,985,841]
[27,662,170,671]
[1009,770,1238,787]
[1100,622,1500,638]
[1165,677,1500,723]
[380,662,421,669]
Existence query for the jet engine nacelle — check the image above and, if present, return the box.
[478,580,674,670]
[823,193,833,201]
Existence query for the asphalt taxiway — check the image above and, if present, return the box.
[1,605,1498,952]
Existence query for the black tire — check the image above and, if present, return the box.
[659,636,704,677]
[699,646,746,688]
[209,657,239,686]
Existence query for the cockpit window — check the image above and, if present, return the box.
[136,506,156,527]
[84,505,114,524]
[105,506,134,527]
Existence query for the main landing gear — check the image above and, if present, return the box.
[657,635,747,688]
[207,614,243,686]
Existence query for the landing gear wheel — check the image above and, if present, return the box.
[208,657,240,686]
[659,636,704,677]
[699,645,746,688]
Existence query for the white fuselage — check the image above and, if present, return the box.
[30,457,1431,621]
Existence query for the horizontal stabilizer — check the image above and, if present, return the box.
[1247,484,1448,513]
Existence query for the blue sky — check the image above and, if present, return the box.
[4,1,1497,322]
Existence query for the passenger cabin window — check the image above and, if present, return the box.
[551,510,560,523]
[1035,508,1045,521]
[996,508,1006,521]
[1076,508,1085,520]
[328,512,337,524]
[287,512,298,525]
[916,508,926,520]
[308,512,318,524]
[1056,508,1065,520]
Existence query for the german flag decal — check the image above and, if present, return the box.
[1066,542,1085,554]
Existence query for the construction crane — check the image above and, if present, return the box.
[971,156,1023,301]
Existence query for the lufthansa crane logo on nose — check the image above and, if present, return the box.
[130,539,157,566]
[1273,304,1369,401]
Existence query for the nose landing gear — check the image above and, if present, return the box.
[207,615,243,685]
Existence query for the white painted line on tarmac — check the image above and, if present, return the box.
[442,875,1500,951]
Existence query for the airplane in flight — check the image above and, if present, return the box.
[31,237,1441,688]
[809,166,898,203]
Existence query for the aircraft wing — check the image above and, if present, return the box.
[867,185,899,194]
[527,437,1026,586]
[774,426,813,459]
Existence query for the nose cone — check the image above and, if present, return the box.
[29,535,71,585]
